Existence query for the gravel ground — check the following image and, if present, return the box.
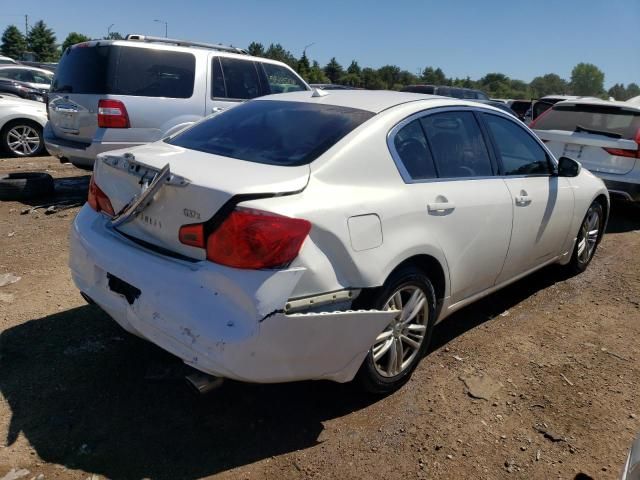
[0,155,639,480]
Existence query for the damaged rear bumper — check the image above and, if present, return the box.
[69,206,396,383]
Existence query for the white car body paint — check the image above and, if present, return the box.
[0,96,47,131]
[70,91,609,384]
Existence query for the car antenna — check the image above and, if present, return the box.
[311,87,329,97]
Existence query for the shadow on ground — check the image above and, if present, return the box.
[0,199,637,479]
[606,200,640,234]
[0,304,380,479]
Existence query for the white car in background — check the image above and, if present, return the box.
[70,91,609,394]
[0,95,47,157]
[0,56,18,65]
[0,65,54,90]
[533,98,640,202]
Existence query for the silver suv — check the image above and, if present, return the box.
[45,35,310,169]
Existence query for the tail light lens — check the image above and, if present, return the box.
[179,208,311,269]
[87,177,115,216]
[98,99,130,128]
[603,128,640,159]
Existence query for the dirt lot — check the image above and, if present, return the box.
[0,155,639,480]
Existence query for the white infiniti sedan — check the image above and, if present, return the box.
[70,91,609,394]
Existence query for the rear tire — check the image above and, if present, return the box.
[566,200,604,274]
[354,266,437,395]
[1,120,45,157]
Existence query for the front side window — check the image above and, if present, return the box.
[420,111,493,178]
[393,120,437,180]
[483,114,550,175]
[168,100,374,166]
[261,63,306,94]
[219,58,261,100]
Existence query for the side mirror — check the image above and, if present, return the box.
[557,156,581,177]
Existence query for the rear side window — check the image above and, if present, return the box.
[476,91,489,100]
[218,57,261,100]
[534,104,640,140]
[113,48,195,98]
[483,113,550,175]
[168,100,374,166]
[420,111,493,178]
[51,45,195,98]
[261,63,306,94]
[393,120,437,180]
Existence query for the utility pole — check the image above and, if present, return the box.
[154,19,168,38]
[24,14,28,37]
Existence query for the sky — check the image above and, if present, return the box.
[1,0,637,88]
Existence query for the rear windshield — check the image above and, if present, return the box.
[51,45,195,98]
[168,100,374,166]
[534,104,640,139]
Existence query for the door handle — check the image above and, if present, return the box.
[515,195,532,206]
[211,107,225,113]
[427,201,456,213]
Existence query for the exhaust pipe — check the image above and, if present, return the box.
[185,371,224,394]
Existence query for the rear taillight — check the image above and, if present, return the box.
[87,176,115,216]
[98,99,130,128]
[603,128,640,159]
[179,208,311,269]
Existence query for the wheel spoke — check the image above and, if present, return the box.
[392,292,403,310]
[375,329,393,343]
[400,334,421,350]
[395,338,404,373]
[401,289,425,323]
[386,340,397,374]
[373,338,393,361]
[577,238,586,256]
[406,324,427,333]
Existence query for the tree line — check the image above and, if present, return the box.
[1,21,637,101]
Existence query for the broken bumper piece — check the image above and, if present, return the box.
[69,206,397,383]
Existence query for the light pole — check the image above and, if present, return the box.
[302,42,315,57]
[107,24,115,37]
[154,19,168,38]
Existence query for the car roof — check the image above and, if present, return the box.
[257,89,503,114]
[0,65,52,73]
[554,97,640,113]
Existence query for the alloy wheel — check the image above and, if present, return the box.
[577,206,600,264]
[372,285,429,378]
[7,125,41,156]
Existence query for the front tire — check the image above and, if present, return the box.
[566,200,604,274]
[354,266,437,395]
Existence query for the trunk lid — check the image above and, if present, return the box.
[94,142,310,260]
[536,129,638,175]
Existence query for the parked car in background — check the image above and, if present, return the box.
[507,99,532,121]
[472,99,518,117]
[0,66,54,90]
[401,84,489,100]
[533,98,640,201]
[19,61,57,73]
[71,90,608,395]
[0,95,48,157]
[45,34,310,170]
[524,95,584,124]
[0,78,46,102]
[0,56,18,65]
